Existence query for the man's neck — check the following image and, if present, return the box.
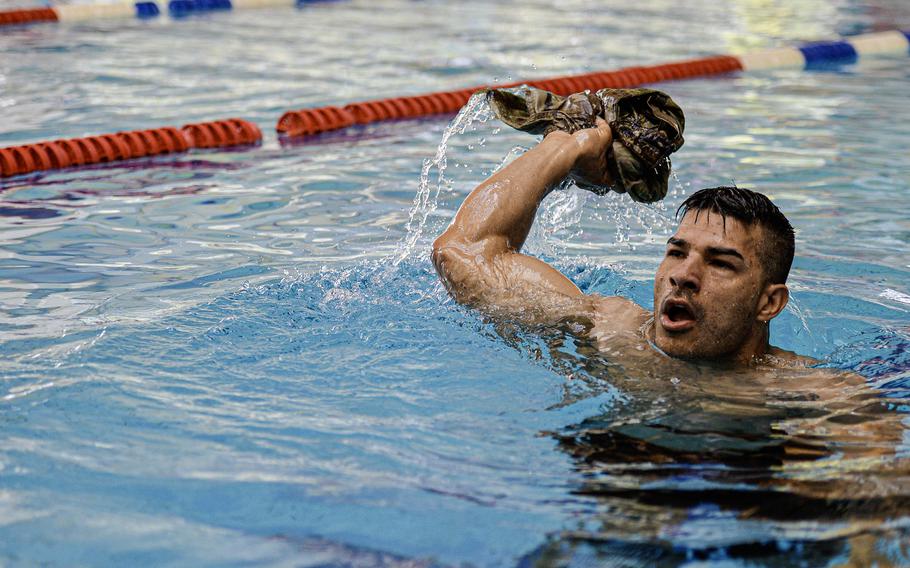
[645,319,774,367]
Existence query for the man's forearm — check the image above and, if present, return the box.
[445,131,577,250]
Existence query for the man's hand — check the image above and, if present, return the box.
[552,118,619,193]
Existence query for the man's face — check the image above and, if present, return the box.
[652,210,767,360]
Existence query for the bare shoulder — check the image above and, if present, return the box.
[590,295,650,334]
[764,345,819,368]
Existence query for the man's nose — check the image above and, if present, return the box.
[668,256,701,292]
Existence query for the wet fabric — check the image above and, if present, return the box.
[485,86,686,203]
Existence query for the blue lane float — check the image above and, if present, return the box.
[168,0,231,17]
[135,1,160,18]
[799,40,859,66]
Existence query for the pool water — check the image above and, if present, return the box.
[2,1,910,566]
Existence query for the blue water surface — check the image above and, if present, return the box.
[2,0,910,566]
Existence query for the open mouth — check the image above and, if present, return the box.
[660,299,697,332]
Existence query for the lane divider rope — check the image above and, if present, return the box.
[276,56,743,138]
[1,30,907,178]
[276,30,909,138]
[0,119,261,178]
[0,0,332,24]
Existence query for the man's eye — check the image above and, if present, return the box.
[711,260,733,269]
[666,249,684,258]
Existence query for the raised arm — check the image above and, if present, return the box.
[431,119,617,323]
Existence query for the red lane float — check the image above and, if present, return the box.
[0,118,261,178]
[0,7,58,26]
[276,106,355,137]
[275,55,743,138]
[182,118,262,148]
[275,88,481,138]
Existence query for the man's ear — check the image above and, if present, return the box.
[757,284,789,322]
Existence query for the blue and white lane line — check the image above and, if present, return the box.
[739,30,910,70]
[51,0,334,21]
[41,0,910,67]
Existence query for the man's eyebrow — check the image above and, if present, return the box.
[667,238,745,262]
[707,246,745,261]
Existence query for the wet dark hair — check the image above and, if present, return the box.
[677,186,795,284]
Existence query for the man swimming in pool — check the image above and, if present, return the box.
[432,118,806,366]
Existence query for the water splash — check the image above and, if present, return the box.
[526,183,588,257]
[529,159,685,255]
[583,191,678,251]
[391,92,493,267]
[392,96,686,268]
[785,290,814,344]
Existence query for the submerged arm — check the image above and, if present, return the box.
[431,119,624,323]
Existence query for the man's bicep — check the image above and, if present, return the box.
[432,238,593,322]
